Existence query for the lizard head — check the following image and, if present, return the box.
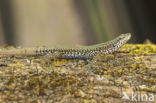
[104,33,131,53]
[119,33,131,42]
[115,33,131,46]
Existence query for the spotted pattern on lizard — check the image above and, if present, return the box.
[0,33,131,59]
[36,33,131,59]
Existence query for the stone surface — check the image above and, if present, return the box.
[0,44,155,103]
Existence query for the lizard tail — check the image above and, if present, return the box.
[0,48,36,56]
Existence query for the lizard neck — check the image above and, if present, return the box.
[94,33,131,54]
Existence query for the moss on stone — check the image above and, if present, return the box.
[0,44,155,102]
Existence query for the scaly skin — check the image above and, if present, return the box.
[0,33,131,59]
[36,33,131,58]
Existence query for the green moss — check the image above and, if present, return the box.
[121,44,156,55]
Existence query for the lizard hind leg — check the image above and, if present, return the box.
[43,51,62,59]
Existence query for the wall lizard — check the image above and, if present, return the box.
[0,33,131,59]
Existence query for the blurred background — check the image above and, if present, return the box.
[0,0,156,47]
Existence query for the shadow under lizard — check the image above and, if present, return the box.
[0,33,131,59]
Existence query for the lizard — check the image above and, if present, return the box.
[0,33,131,59]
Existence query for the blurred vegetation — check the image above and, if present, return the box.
[0,0,156,46]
